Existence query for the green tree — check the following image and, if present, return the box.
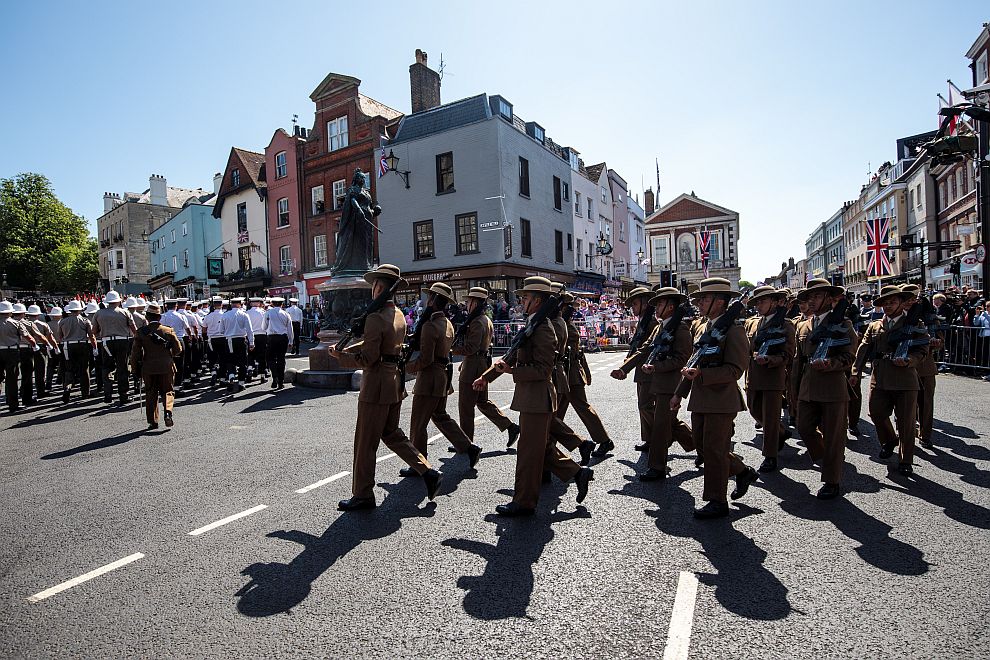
[0,173,96,291]
[739,279,756,289]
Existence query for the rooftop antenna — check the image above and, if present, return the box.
[438,53,448,82]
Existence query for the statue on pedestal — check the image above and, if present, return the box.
[331,168,380,278]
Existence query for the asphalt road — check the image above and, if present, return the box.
[1,353,988,659]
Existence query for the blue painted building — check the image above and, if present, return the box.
[146,197,220,299]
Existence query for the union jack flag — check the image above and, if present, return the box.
[379,146,389,178]
[699,229,712,278]
[865,216,892,278]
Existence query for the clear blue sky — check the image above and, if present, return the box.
[1,1,986,281]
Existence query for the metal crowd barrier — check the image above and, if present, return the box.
[933,324,990,372]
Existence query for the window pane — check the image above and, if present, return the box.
[521,218,532,257]
[436,152,455,193]
[414,221,434,259]
[456,213,478,254]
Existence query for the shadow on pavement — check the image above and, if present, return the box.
[881,472,990,530]
[613,467,793,621]
[761,466,930,576]
[441,481,590,621]
[40,428,160,459]
[236,479,435,617]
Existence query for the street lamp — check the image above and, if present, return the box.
[384,150,411,188]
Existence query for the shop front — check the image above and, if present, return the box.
[398,263,575,308]
[571,271,605,296]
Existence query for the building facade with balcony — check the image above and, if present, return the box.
[644,193,742,291]
[146,197,219,300]
[264,126,308,300]
[96,174,211,295]
[376,92,578,305]
[930,156,979,289]
[212,147,270,295]
[861,160,909,287]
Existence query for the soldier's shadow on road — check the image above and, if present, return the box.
[612,466,792,621]
[441,483,590,621]
[235,480,436,617]
[760,466,931,576]
[40,428,162,459]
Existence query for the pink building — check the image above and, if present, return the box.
[264,126,308,299]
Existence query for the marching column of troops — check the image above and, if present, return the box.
[3,264,938,520]
[1,293,306,428]
[326,264,936,519]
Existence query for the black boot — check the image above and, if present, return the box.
[506,423,520,448]
[730,467,759,500]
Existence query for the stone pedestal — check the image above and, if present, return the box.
[297,275,373,390]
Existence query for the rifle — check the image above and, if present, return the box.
[626,305,656,358]
[888,298,929,361]
[453,301,486,348]
[673,297,748,398]
[809,297,850,365]
[484,293,560,377]
[334,277,401,351]
[753,305,788,358]
[645,303,692,365]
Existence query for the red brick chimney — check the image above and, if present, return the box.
[644,188,655,215]
[409,49,441,114]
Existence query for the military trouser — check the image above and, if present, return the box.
[351,400,433,500]
[18,347,36,404]
[798,399,848,484]
[869,387,918,465]
[410,393,473,457]
[457,379,512,441]
[556,382,611,444]
[209,337,227,378]
[649,394,694,471]
[513,411,580,510]
[847,371,862,428]
[252,334,269,378]
[226,337,248,382]
[63,342,91,400]
[291,321,301,354]
[1,348,20,411]
[266,334,289,386]
[637,380,655,445]
[749,389,786,458]
[143,372,174,425]
[100,338,131,402]
[917,375,936,442]
[691,412,746,503]
[31,348,48,398]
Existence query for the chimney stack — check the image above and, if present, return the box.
[103,192,120,213]
[213,172,223,195]
[149,174,167,207]
[644,188,655,215]
[409,49,441,114]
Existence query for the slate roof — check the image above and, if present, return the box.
[125,186,213,209]
[390,94,491,144]
[233,148,267,190]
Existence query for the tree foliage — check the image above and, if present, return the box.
[739,280,756,289]
[0,173,97,291]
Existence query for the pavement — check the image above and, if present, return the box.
[1,352,989,659]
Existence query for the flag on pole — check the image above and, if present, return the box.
[948,80,974,133]
[865,216,892,278]
[938,93,955,135]
[698,229,712,278]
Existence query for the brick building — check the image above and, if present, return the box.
[298,72,402,298]
[264,126,308,298]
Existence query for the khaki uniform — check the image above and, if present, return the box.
[852,316,928,465]
[130,322,181,424]
[796,316,858,484]
[550,315,570,410]
[745,314,796,458]
[484,319,580,509]
[337,303,433,499]
[452,313,513,439]
[92,306,135,402]
[406,311,473,457]
[678,318,749,502]
[915,334,938,443]
[621,318,695,471]
[556,319,611,444]
[1,316,30,411]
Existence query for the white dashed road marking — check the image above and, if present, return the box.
[295,472,350,494]
[663,571,699,660]
[188,505,268,536]
[27,553,145,603]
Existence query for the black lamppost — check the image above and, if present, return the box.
[384,150,411,188]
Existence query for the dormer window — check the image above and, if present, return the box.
[499,99,511,118]
[232,169,240,187]
[525,121,545,144]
